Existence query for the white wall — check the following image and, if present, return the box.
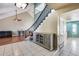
[0,12,34,31]
[35,11,58,34]
[0,12,34,36]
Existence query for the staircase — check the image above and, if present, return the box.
[35,9,56,32]
[27,5,51,32]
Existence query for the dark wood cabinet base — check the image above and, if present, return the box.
[0,31,12,38]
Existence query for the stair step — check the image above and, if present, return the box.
[28,5,51,31]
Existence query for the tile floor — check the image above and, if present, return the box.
[0,39,57,56]
[58,38,79,56]
[1,37,79,56]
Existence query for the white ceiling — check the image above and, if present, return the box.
[61,9,79,21]
[0,3,34,20]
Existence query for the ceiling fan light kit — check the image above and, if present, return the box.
[15,3,28,9]
[14,3,28,21]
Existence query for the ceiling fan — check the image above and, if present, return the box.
[14,3,28,21]
[15,3,28,9]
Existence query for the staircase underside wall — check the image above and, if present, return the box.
[35,12,58,34]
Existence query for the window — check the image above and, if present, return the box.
[72,24,77,34]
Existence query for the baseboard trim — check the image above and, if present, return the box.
[53,49,59,56]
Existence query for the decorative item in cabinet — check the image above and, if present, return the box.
[44,34,50,49]
[36,34,40,42]
[40,34,44,44]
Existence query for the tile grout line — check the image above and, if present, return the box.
[3,46,5,56]
[11,44,14,56]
